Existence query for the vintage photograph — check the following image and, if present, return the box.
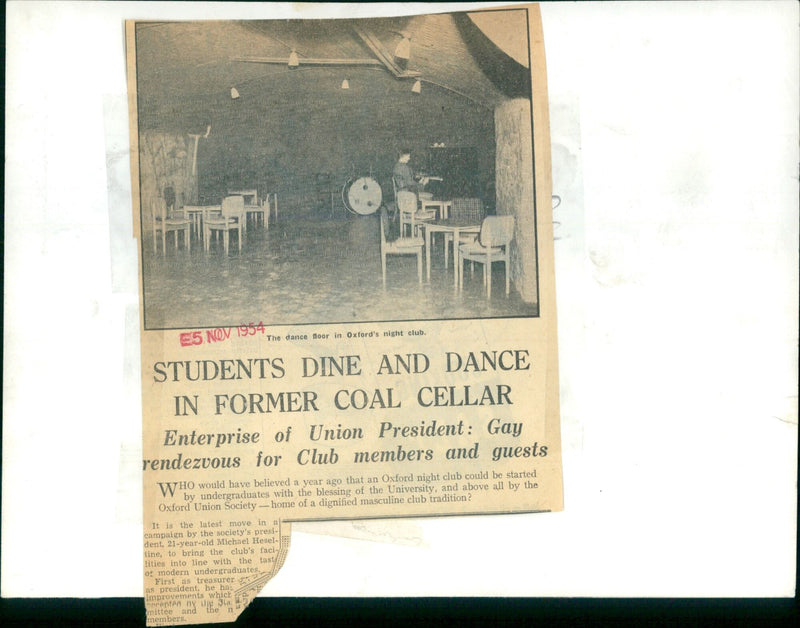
[134,9,540,329]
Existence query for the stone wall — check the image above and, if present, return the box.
[138,130,197,227]
[494,97,537,305]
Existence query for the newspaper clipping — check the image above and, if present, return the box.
[128,5,561,624]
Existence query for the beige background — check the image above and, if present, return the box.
[3,1,797,598]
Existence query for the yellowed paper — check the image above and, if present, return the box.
[129,5,561,624]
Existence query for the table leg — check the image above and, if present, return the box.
[452,228,459,289]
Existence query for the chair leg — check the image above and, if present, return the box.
[162,230,167,256]
[486,253,492,298]
[505,257,510,295]
[381,252,387,288]
[223,231,229,255]
[417,250,422,284]
[237,226,242,252]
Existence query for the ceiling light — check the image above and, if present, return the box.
[411,79,421,94]
[394,36,411,60]
[288,50,300,67]
[230,87,240,99]
[341,79,350,90]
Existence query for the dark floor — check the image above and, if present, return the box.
[142,213,537,329]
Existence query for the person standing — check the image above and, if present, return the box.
[392,149,428,193]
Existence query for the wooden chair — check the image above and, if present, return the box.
[243,194,269,229]
[379,206,424,287]
[228,189,262,231]
[247,197,267,228]
[204,195,244,254]
[458,215,515,297]
[244,193,277,229]
[267,192,278,225]
[397,190,435,238]
[152,198,191,254]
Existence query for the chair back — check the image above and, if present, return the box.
[450,198,484,223]
[397,189,420,235]
[164,186,176,212]
[479,215,515,248]
[221,195,245,219]
[152,197,168,223]
[396,190,416,215]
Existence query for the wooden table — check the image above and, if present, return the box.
[227,189,258,205]
[422,218,481,288]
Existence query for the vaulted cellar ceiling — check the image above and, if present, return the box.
[133,10,531,132]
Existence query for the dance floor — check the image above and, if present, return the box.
[142,213,538,330]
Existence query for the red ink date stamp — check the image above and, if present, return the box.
[179,322,267,347]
